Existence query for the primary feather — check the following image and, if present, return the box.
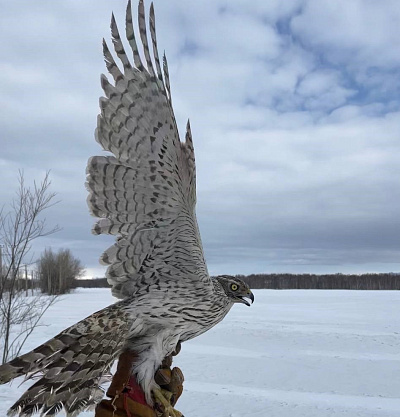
[0,1,253,416]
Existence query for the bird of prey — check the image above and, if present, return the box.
[0,1,254,416]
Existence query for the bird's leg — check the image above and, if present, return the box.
[152,387,184,417]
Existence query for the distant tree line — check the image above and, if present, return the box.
[2,248,85,296]
[238,273,400,290]
[38,248,85,295]
[71,272,400,290]
[71,277,108,288]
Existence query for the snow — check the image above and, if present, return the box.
[1,289,399,416]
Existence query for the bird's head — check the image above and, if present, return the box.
[215,275,254,306]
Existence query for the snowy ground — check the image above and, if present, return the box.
[1,289,399,417]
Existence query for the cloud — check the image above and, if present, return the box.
[291,0,400,110]
[291,0,400,68]
[0,0,399,278]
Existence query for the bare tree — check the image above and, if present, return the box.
[39,248,85,295]
[0,171,60,363]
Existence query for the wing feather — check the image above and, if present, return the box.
[149,3,163,82]
[162,53,172,103]
[138,0,155,77]
[126,0,144,71]
[87,2,210,298]
[110,13,132,72]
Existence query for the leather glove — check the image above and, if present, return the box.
[94,344,183,417]
[154,343,184,415]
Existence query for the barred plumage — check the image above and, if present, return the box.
[0,1,254,416]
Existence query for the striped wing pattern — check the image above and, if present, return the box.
[86,0,210,298]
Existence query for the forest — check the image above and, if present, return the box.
[74,273,400,290]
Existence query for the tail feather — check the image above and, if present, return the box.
[42,328,127,411]
[0,338,66,385]
[1,300,131,417]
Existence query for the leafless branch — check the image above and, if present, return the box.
[0,171,60,363]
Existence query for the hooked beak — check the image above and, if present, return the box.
[237,291,254,307]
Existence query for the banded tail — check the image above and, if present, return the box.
[0,301,130,417]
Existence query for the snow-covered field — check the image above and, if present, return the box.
[1,289,399,417]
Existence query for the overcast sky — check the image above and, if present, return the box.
[1,0,400,278]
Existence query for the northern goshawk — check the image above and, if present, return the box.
[0,1,254,416]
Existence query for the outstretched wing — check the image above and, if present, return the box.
[86,0,210,298]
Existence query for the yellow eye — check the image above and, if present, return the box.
[230,284,238,291]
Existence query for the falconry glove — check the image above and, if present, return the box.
[153,343,184,416]
[94,346,184,417]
